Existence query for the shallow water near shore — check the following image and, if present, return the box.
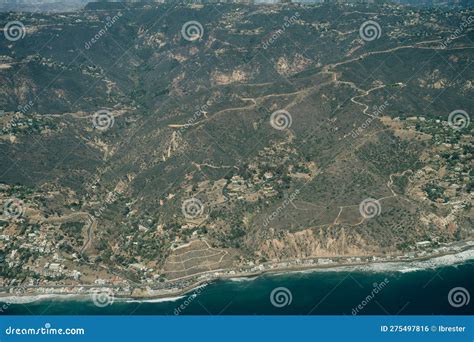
[2,260,473,315]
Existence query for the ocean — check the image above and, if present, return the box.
[2,260,473,315]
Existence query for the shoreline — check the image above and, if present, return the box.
[1,247,473,304]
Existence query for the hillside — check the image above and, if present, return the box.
[0,2,472,287]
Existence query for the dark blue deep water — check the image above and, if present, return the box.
[2,261,473,315]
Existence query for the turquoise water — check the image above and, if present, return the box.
[2,261,473,315]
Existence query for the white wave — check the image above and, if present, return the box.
[0,294,86,304]
[263,249,474,278]
[124,296,185,303]
[228,276,258,282]
[397,267,423,273]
